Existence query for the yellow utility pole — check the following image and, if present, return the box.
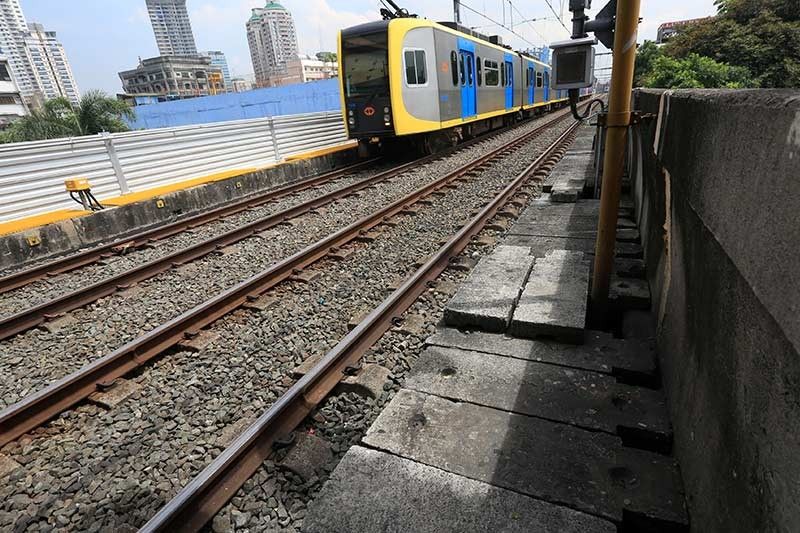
[591,0,641,304]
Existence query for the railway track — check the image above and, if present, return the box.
[0,107,583,532]
[0,158,379,295]
[142,118,583,533]
[0,115,557,340]
[0,111,576,416]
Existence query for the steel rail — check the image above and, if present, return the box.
[0,113,555,341]
[0,111,571,448]
[140,118,583,533]
[0,150,467,341]
[0,158,381,296]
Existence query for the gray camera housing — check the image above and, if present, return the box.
[550,36,597,90]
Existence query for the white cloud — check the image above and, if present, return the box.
[292,0,377,55]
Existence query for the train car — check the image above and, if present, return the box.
[338,17,573,154]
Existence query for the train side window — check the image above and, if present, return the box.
[467,57,474,85]
[501,63,506,87]
[403,49,427,86]
[506,63,513,87]
[450,51,458,86]
[544,70,550,87]
[484,59,499,86]
[477,56,482,86]
[536,71,543,88]
[459,53,466,85]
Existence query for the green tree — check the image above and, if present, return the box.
[2,90,134,143]
[316,51,337,63]
[643,53,753,88]
[634,40,662,86]
[666,0,800,87]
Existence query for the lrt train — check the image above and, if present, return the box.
[338,17,590,154]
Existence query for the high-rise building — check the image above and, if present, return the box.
[0,0,34,98]
[246,2,299,87]
[21,23,80,104]
[0,1,79,106]
[146,0,198,56]
[204,50,231,89]
[0,54,27,128]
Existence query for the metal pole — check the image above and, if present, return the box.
[102,132,130,194]
[454,0,461,24]
[268,116,282,162]
[590,0,641,304]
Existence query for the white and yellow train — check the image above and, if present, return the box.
[338,17,590,153]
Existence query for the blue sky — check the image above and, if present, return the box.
[20,0,718,95]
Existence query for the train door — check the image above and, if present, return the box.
[527,65,535,105]
[544,70,551,102]
[504,54,514,109]
[458,39,477,119]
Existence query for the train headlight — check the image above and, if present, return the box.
[348,110,354,116]
[348,117,355,126]
[384,114,391,122]
[383,107,390,113]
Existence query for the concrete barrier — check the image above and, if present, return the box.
[633,89,800,531]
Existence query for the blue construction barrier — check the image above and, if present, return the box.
[127,78,342,129]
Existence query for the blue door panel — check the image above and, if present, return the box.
[528,65,535,105]
[504,53,514,109]
[458,38,476,119]
[544,70,551,102]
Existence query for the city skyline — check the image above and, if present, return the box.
[20,0,718,96]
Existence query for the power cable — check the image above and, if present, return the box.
[459,1,540,48]
[507,2,549,44]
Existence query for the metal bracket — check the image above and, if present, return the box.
[585,0,617,49]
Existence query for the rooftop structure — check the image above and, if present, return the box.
[656,17,712,43]
[118,55,225,101]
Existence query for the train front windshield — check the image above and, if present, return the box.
[342,32,389,98]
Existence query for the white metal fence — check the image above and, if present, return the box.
[0,111,348,223]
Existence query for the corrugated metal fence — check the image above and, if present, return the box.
[0,111,347,223]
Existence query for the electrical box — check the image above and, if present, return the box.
[64,178,91,192]
[550,37,597,90]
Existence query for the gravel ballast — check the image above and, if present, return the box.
[0,112,577,532]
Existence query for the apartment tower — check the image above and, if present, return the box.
[145,0,198,56]
[0,0,79,105]
[246,2,299,87]
[21,23,80,104]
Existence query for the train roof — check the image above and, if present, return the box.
[340,17,551,69]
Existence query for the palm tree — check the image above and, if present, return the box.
[1,90,135,143]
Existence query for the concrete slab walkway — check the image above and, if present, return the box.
[303,123,687,533]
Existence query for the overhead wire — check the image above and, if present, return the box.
[459,0,540,48]
[507,1,550,45]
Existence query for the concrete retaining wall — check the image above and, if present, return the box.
[633,89,800,532]
[0,149,358,270]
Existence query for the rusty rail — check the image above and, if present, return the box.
[0,159,380,295]
[0,111,572,448]
[0,153,458,340]
[0,113,555,341]
[139,118,582,533]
